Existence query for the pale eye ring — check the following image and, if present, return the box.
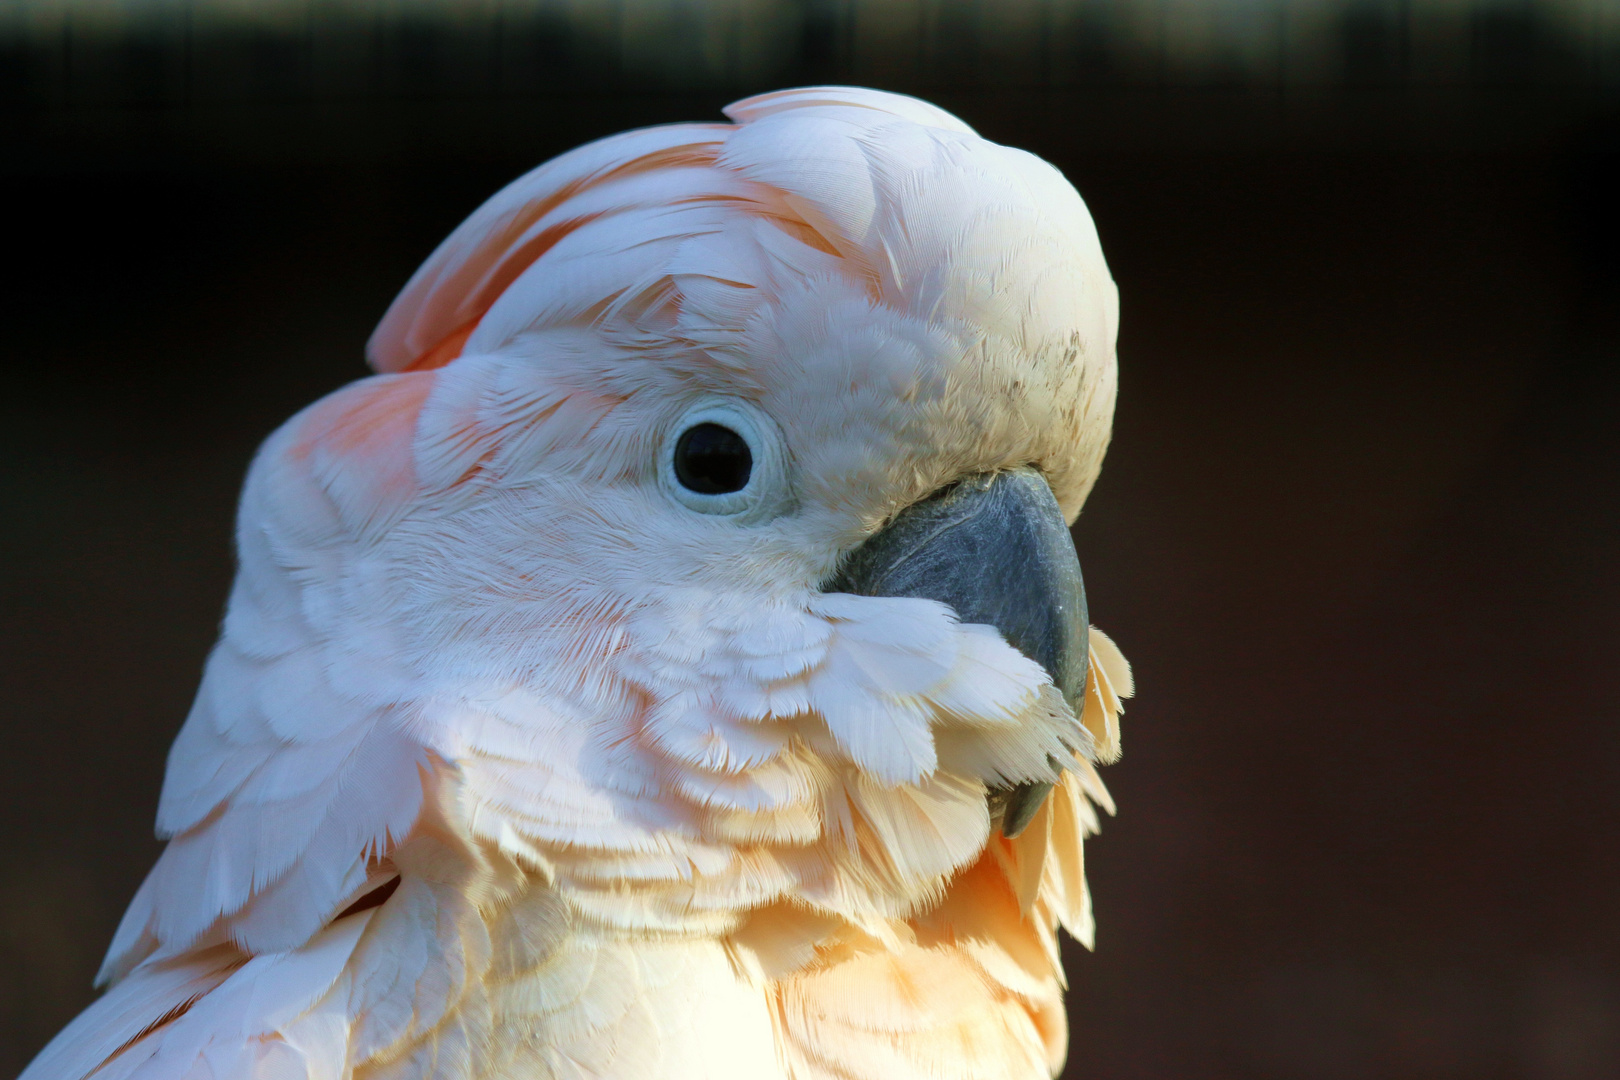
[660,401,793,521]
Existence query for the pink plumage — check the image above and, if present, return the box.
[25,86,1130,1080]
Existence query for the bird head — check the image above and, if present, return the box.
[124,88,1123,981]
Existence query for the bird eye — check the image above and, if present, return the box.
[660,400,794,522]
[673,423,753,494]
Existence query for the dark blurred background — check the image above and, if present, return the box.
[1,1,1617,1077]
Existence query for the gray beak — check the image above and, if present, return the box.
[822,466,1089,838]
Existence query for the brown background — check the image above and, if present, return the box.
[1,3,1617,1077]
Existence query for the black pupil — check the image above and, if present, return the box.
[674,423,752,495]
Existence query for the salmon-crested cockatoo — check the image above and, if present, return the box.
[25,86,1132,1080]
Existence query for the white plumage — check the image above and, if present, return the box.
[24,86,1130,1080]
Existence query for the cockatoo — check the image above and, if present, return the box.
[23,86,1131,1080]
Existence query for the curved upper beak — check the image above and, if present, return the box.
[822,466,1088,837]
